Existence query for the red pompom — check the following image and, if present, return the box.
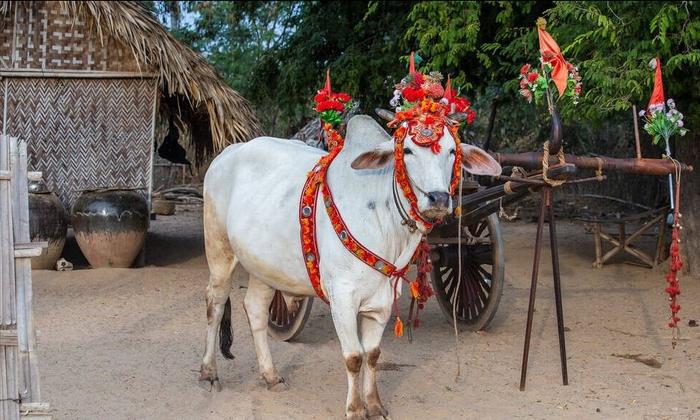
[450,97,471,113]
[333,92,351,103]
[466,109,476,125]
[520,64,531,75]
[315,100,344,112]
[527,72,539,83]
[402,87,426,102]
[424,83,445,99]
[315,92,329,103]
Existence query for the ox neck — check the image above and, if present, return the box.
[326,156,423,267]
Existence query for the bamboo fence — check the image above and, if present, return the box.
[0,136,51,419]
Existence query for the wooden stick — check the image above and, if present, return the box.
[493,152,692,176]
[632,105,642,159]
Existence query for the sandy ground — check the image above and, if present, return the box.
[32,204,700,419]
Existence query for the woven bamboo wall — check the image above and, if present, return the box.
[0,77,156,207]
[0,1,141,71]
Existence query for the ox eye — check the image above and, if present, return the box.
[449,149,456,155]
[403,147,413,155]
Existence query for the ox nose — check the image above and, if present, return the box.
[427,191,450,208]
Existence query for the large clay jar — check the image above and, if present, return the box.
[28,180,68,270]
[71,188,148,268]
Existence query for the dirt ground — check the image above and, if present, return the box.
[32,204,700,419]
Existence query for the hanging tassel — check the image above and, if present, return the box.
[410,281,420,299]
[394,317,404,337]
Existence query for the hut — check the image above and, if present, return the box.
[0,1,262,207]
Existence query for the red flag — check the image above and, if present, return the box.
[537,20,568,97]
[647,57,665,109]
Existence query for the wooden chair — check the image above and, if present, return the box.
[576,206,669,268]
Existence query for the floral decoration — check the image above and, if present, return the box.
[639,99,688,145]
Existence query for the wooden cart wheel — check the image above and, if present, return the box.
[267,291,314,341]
[430,212,504,331]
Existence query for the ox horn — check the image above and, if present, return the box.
[375,108,396,121]
[447,112,467,123]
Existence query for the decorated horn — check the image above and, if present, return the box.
[375,108,396,121]
[447,112,467,122]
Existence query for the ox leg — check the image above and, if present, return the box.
[199,257,236,391]
[331,302,366,419]
[244,276,286,391]
[360,314,390,419]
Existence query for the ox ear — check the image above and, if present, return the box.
[351,141,395,170]
[460,144,502,176]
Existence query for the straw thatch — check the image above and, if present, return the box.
[0,1,263,163]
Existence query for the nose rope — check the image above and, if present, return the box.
[392,176,420,232]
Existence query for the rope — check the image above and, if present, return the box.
[511,166,528,179]
[594,157,605,181]
[503,181,514,195]
[541,141,567,187]
[499,197,519,221]
[452,170,464,381]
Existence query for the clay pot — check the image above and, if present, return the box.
[71,188,148,268]
[28,180,68,270]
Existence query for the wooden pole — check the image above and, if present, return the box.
[11,138,42,402]
[0,134,20,420]
[632,105,642,159]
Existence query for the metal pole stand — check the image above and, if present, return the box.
[519,186,568,391]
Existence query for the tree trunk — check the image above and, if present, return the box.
[677,133,699,275]
[483,99,499,151]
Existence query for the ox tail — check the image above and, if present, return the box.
[219,297,235,359]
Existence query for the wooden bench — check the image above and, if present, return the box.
[575,205,669,268]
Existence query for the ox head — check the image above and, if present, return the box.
[351,109,501,219]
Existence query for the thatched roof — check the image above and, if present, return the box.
[0,1,263,162]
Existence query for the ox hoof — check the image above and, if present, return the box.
[346,408,368,420]
[264,376,288,392]
[367,403,389,419]
[199,367,222,392]
[198,376,222,392]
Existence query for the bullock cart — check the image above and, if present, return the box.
[266,112,693,343]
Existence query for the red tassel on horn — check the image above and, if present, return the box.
[409,52,416,74]
[324,68,332,94]
[444,75,454,100]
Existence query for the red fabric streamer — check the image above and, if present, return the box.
[648,57,665,109]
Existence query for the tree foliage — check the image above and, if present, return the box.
[151,1,700,144]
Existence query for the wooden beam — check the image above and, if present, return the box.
[0,69,158,79]
[493,152,693,176]
[0,329,18,346]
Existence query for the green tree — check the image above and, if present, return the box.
[404,1,700,271]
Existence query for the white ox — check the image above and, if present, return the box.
[199,115,501,419]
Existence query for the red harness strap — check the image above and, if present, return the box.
[299,106,461,336]
[299,131,406,303]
